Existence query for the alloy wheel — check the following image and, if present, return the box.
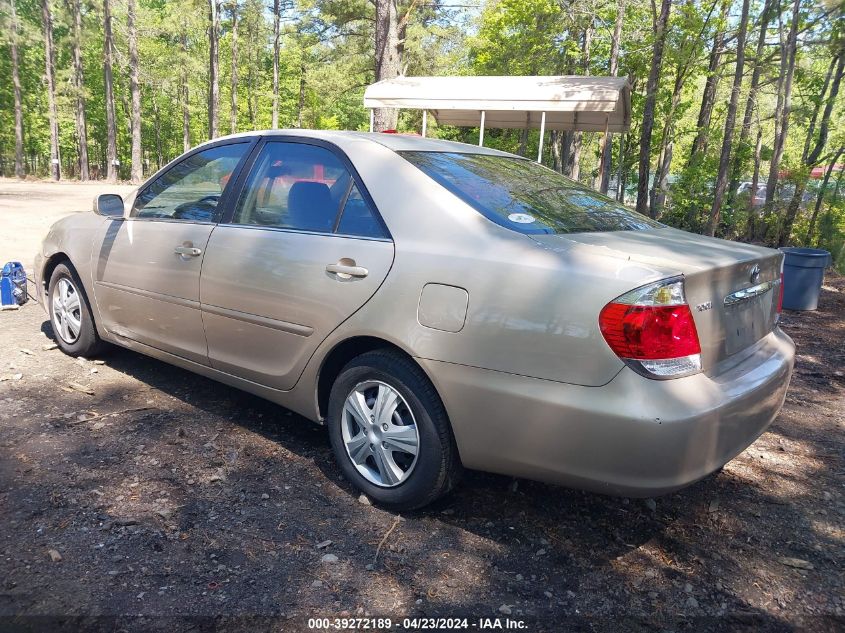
[341,380,420,487]
[52,277,82,344]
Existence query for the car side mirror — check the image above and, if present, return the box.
[93,193,125,217]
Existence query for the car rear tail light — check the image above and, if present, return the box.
[599,277,702,379]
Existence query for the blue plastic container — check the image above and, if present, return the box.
[1,261,28,309]
[779,247,831,311]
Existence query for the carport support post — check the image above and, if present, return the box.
[479,110,486,147]
[369,109,374,133]
[537,111,546,163]
[422,110,428,137]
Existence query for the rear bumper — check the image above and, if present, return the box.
[419,328,795,497]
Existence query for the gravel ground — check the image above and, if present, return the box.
[1,183,843,632]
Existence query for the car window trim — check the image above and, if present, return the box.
[220,136,392,241]
[129,137,258,223]
[212,222,392,243]
[332,178,356,233]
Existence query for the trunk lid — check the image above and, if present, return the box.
[531,227,783,371]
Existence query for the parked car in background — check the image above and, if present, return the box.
[34,131,795,509]
[737,181,768,208]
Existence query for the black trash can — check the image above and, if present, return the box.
[779,247,831,311]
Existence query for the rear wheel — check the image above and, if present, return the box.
[327,350,461,510]
[48,263,105,358]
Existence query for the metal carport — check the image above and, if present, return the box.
[363,75,632,162]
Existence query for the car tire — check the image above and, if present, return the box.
[48,262,106,358]
[327,350,462,510]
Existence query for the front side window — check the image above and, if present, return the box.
[401,151,662,235]
[132,143,249,221]
[233,142,387,238]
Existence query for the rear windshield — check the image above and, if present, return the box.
[400,151,661,235]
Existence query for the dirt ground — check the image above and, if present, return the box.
[0,181,843,632]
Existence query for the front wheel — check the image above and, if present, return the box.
[48,263,105,357]
[327,350,461,510]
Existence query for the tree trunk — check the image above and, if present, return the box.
[650,149,666,212]
[806,146,844,245]
[780,180,807,245]
[801,54,837,164]
[706,0,750,237]
[41,0,61,181]
[103,0,117,181]
[518,127,528,157]
[246,16,256,129]
[649,62,686,218]
[208,0,220,138]
[550,131,563,173]
[153,96,163,170]
[561,131,573,176]
[272,0,281,128]
[244,10,255,129]
[616,133,627,202]
[556,30,582,179]
[569,22,592,183]
[745,125,764,240]
[128,0,142,182]
[10,0,24,178]
[181,30,190,152]
[297,63,306,128]
[728,0,772,204]
[764,13,787,203]
[805,51,844,166]
[373,0,401,131]
[651,143,673,217]
[765,0,800,205]
[598,0,625,194]
[635,0,672,216]
[230,0,239,134]
[119,89,132,154]
[569,136,582,181]
[247,57,255,128]
[70,0,89,180]
[688,0,729,166]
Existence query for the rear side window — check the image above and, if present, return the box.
[233,142,387,238]
[400,151,661,235]
[336,183,385,239]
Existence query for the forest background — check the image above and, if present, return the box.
[1,0,844,266]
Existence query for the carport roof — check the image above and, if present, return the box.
[363,75,632,133]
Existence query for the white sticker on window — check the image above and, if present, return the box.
[508,213,536,224]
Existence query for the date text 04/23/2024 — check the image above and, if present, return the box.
[307,617,529,630]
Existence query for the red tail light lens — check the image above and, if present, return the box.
[599,277,702,379]
[599,303,701,359]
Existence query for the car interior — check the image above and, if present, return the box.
[238,150,385,238]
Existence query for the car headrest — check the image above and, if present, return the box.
[287,181,335,232]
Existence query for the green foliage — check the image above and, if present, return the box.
[469,0,564,74]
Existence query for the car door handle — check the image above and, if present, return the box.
[174,245,202,257]
[326,262,368,279]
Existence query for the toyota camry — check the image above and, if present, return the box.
[34,130,795,509]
